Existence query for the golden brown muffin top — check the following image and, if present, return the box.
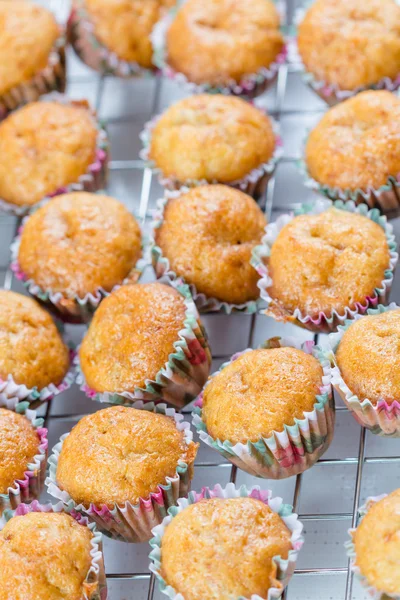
[18,192,142,299]
[298,0,400,90]
[306,91,400,191]
[149,94,275,183]
[84,0,175,68]
[80,283,187,393]
[166,0,284,86]
[336,309,400,405]
[161,497,292,600]
[57,406,198,507]
[268,208,390,319]
[0,290,70,390]
[0,512,96,600]
[155,185,266,304]
[202,347,323,443]
[353,489,400,595]
[0,409,39,494]
[0,1,59,96]
[0,101,98,207]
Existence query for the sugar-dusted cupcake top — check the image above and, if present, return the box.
[268,208,390,319]
[0,409,39,494]
[0,290,70,390]
[0,511,95,600]
[0,100,98,208]
[0,1,59,96]
[18,192,142,299]
[80,283,187,392]
[155,185,266,304]
[353,489,400,596]
[149,94,275,183]
[166,0,284,86]
[336,309,400,405]
[202,347,323,444]
[298,0,400,91]
[84,0,175,68]
[56,406,198,506]
[161,497,292,600]
[306,91,400,192]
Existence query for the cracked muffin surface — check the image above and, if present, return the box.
[0,100,97,207]
[56,405,198,507]
[267,208,390,319]
[0,511,96,600]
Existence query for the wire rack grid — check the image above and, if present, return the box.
[1,1,400,599]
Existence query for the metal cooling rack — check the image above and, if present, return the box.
[1,1,400,598]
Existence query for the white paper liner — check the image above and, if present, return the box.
[327,302,400,436]
[149,483,304,600]
[251,199,399,333]
[193,337,334,479]
[46,402,197,543]
[0,500,107,600]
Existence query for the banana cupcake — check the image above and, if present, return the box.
[251,202,397,333]
[68,0,176,76]
[0,503,106,600]
[303,91,400,216]
[153,0,285,97]
[0,1,66,119]
[0,408,47,515]
[152,185,266,312]
[0,96,108,215]
[78,282,211,408]
[0,290,73,409]
[14,192,142,323]
[297,0,400,105]
[47,404,198,542]
[193,338,333,478]
[150,484,304,600]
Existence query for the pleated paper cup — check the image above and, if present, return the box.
[251,200,398,333]
[0,500,107,600]
[149,483,304,600]
[46,402,197,543]
[193,337,334,479]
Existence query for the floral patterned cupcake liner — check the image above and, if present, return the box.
[0,92,109,216]
[67,0,155,78]
[76,282,211,409]
[327,302,400,437]
[0,32,66,122]
[140,115,283,203]
[193,337,334,479]
[0,500,107,600]
[251,199,398,333]
[149,483,304,600]
[0,406,48,516]
[46,401,197,543]
[345,494,397,600]
[150,189,258,314]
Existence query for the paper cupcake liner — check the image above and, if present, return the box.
[149,483,304,600]
[0,500,107,600]
[67,1,154,78]
[0,92,109,216]
[193,337,334,479]
[345,494,398,600]
[76,282,211,409]
[10,222,146,324]
[327,302,400,436]
[0,407,48,516]
[140,115,283,203]
[46,401,197,543]
[251,199,398,333]
[149,189,259,314]
[0,32,66,122]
